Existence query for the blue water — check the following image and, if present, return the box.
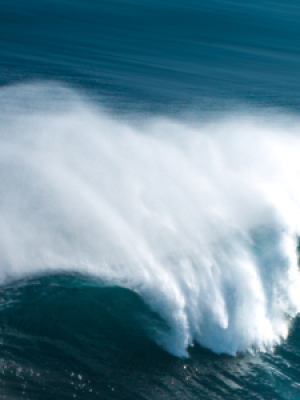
[1,0,300,399]
[2,0,300,110]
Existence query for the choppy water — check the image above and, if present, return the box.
[1,1,300,399]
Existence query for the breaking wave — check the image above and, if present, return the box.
[1,83,300,357]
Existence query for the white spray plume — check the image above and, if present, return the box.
[1,83,300,357]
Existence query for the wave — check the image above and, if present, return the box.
[1,82,300,357]
[1,274,166,355]
[7,274,298,400]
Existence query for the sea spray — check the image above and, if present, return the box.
[1,83,300,356]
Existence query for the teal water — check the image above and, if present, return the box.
[1,1,300,399]
[2,274,300,400]
[2,0,300,110]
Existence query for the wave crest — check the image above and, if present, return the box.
[1,83,300,356]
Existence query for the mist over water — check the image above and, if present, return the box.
[1,83,300,358]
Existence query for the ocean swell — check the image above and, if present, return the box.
[1,83,300,357]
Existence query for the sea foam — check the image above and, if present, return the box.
[1,83,300,357]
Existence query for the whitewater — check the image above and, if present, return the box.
[1,83,300,358]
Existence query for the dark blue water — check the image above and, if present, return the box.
[1,1,300,399]
[2,274,300,400]
[2,0,300,110]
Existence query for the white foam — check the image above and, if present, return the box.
[1,83,300,357]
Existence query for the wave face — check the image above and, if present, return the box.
[2,273,300,400]
[1,84,300,359]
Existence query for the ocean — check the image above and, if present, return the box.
[1,0,300,399]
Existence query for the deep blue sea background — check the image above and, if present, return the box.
[1,1,300,399]
[2,0,300,111]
